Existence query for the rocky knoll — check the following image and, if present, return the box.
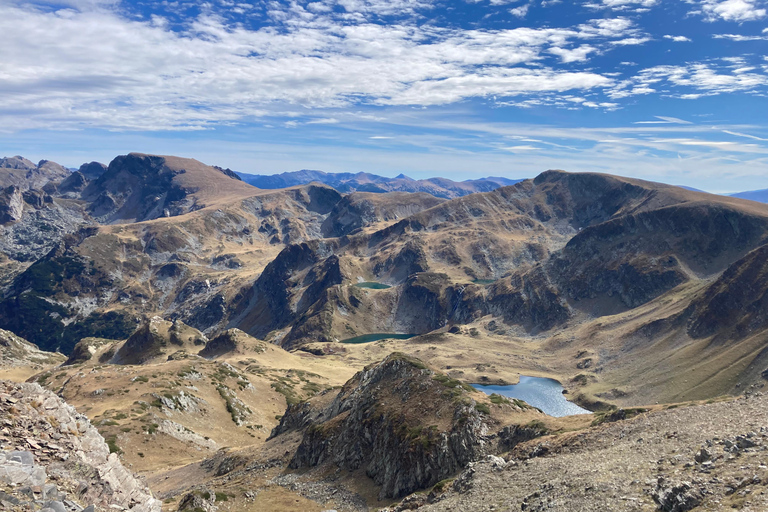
[111,317,207,365]
[0,380,160,511]
[270,353,521,499]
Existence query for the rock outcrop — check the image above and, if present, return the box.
[271,353,505,499]
[0,186,24,224]
[198,329,247,359]
[0,380,161,511]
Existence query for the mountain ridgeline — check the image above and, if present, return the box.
[2,152,768,405]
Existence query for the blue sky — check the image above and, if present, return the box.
[1,0,767,192]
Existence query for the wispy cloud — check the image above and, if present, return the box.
[0,4,653,130]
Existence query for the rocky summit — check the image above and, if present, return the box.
[3,151,768,510]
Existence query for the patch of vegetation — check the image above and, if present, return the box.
[590,407,648,426]
[507,398,536,410]
[215,492,229,502]
[217,385,251,425]
[132,375,149,383]
[389,352,428,370]
[271,380,301,406]
[475,403,491,414]
[432,478,454,493]
[571,374,589,386]
[302,381,322,395]
[489,393,511,405]
[105,435,121,454]
[526,420,547,431]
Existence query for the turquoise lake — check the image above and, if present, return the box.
[340,333,416,344]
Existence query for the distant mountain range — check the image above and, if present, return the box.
[236,169,523,198]
[730,189,768,203]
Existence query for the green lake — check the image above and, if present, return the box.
[340,333,416,344]
[353,282,392,289]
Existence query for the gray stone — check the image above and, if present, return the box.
[44,483,59,500]
[42,502,67,512]
[652,481,703,512]
[6,450,34,465]
[694,448,710,463]
[64,499,83,511]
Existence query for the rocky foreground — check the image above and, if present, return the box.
[0,380,160,512]
[393,390,768,512]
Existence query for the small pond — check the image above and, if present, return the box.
[471,279,496,285]
[473,376,592,417]
[354,282,392,289]
[340,333,416,344]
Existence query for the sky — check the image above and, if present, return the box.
[1,0,767,192]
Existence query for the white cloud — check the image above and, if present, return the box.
[699,0,767,22]
[509,3,530,17]
[664,35,692,42]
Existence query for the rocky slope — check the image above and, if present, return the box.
[404,391,768,512]
[0,380,161,511]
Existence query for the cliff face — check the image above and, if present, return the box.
[271,353,506,499]
[0,380,161,512]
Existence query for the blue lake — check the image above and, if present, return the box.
[473,376,592,417]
